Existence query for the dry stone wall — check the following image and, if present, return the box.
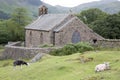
[96,39,120,48]
[2,39,120,60]
[2,42,55,59]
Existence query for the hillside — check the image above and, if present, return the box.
[72,0,120,14]
[52,0,120,14]
[0,51,120,80]
[0,0,69,19]
[0,0,120,19]
[0,0,42,18]
[44,4,70,14]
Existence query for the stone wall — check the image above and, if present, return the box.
[96,39,120,48]
[2,39,120,60]
[25,30,51,47]
[2,42,56,59]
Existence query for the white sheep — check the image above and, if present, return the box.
[95,62,110,72]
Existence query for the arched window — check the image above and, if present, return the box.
[40,33,43,43]
[72,30,80,43]
[30,31,32,44]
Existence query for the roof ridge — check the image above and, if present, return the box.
[53,14,74,31]
[54,17,76,32]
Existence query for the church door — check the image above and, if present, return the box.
[72,31,80,43]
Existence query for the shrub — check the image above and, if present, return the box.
[49,42,93,56]
[62,44,77,55]
[49,48,63,56]
[75,42,94,53]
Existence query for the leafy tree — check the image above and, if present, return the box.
[77,8,108,25]
[6,20,25,41]
[0,7,31,44]
[0,10,10,19]
[77,8,120,39]
[10,7,31,41]
[11,7,31,26]
[92,14,120,39]
[0,20,12,44]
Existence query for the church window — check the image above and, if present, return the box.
[30,31,32,44]
[40,33,43,43]
[72,30,80,43]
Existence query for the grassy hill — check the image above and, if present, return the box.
[0,51,120,80]
[0,0,42,18]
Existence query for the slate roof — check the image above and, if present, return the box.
[54,17,77,32]
[25,14,73,31]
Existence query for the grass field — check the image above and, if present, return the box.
[0,51,120,80]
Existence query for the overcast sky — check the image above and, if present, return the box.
[41,0,101,7]
[41,0,120,7]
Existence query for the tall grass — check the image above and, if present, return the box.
[0,51,120,80]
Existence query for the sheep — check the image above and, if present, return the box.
[13,60,29,69]
[95,62,110,72]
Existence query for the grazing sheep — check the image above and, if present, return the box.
[13,60,29,69]
[95,62,110,72]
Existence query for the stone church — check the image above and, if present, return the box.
[25,5,104,47]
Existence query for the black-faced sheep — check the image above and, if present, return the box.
[13,60,29,68]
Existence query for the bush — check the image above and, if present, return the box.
[62,44,77,55]
[49,48,63,56]
[0,30,12,44]
[49,42,93,56]
[75,42,94,53]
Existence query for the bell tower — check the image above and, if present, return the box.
[38,4,48,16]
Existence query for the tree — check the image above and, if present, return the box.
[92,14,120,39]
[77,8,108,25]
[6,19,25,41]
[10,7,31,41]
[77,8,120,39]
[11,7,31,26]
[0,20,12,44]
[0,7,32,44]
[0,10,10,19]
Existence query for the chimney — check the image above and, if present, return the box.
[39,5,48,16]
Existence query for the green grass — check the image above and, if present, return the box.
[0,51,120,80]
